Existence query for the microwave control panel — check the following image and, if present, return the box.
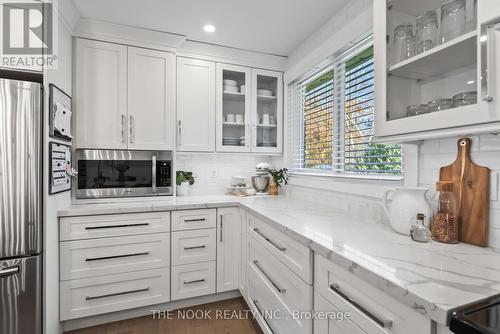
[156,160,171,187]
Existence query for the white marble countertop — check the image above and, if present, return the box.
[59,195,500,325]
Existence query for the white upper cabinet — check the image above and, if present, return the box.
[128,47,175,150]
[374,0,500,142]
[75,38,174,150]
[176,57,216,152]
[216,63,252,152]
[75,39,128,149]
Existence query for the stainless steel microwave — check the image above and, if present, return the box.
[75,149,173,199]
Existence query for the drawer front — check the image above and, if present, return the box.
[314,293,367,334]
[247,264,312,334]
[60,233,170,281]
[171,209,216,231]
[315,255,430,334]
[171,261,216,301]
[60,212,171,241]
[247,213,312,284]
[60,267,170,321]
[248,234,312,313]
[171,229,216,266]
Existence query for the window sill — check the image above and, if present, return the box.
[289,171,403,182]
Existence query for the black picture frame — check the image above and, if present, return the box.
[49,83,72,142]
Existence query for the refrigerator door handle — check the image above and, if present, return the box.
[0,265,19,277]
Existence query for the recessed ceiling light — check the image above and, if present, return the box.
[203,24,216,33]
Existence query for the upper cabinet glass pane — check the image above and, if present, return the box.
[255,74,278,148]
[222,69,247,147]
[386,0,478,121]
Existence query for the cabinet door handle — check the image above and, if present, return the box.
[184,218,206,223]
[85,252,150,262]
[183,245,206,250]
[480,21,500,103]
[121,115,126,143]
[253,299,276,334]
[329,283,393,328]
[129,115,135,143]
[220,215,223,242]
[0,266,19,277]
[183,278,206,285]
[253,260,286,294]
[85,223,150,230]
[178,120,182,147]
[253,228,286,252]
[86,287,149,301]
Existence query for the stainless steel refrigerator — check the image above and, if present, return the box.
[0,79,42,334]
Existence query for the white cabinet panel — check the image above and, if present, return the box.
[171,209,216,231]
[60,267,170,321]
[171,262,216,301]
[60,233,170,280]
[75,39,128,149]
[128,47,175,150]
[314,293,367,334]
[176,57,216,151]
[171,229,216,266]
[216,207,241,292]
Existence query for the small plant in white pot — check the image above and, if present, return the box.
[176,171,194,197]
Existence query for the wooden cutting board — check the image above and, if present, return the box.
[439,138,490,246]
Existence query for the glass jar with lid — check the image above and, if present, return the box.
[452,91,477,107]
[428,98,454,112]
[416,10,439,53]
[431,181,458,244]
[440,0,466,43]
[393,23,414,64]
[407,104,430,117]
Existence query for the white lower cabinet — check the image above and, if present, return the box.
[216,207,241,292]
[60,267,170,321]
[314,293,368,334]
[171,229,216,265]
[171,261,216,301]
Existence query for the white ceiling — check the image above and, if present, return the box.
[72,0,349,56]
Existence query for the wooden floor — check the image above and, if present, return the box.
[66,298,262,334]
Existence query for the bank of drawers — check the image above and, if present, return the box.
[59,212,171,321]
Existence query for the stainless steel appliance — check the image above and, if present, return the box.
[252,162,271,194]
[75,149,173,199]
[0,79,42,334]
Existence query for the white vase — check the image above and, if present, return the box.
[176,181,190,197]
[382,187,430,235]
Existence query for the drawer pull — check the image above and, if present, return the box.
[183,245,206,250]
[184,218,206,223]
[329,283,393,328]
[0,266,19,277]
[253,228,286,252]
[183,278,206,285]
[253,260,286,294]
[85,223,149,230]
[86,287,149,301]
[85,252,150,262]
[253,299,276,334]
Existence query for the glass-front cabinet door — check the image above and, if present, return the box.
[251,69,283,153]
[374,0,500,141]
[216,64,251,152]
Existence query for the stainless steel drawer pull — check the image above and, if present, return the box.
[86,287,149,301]
[0,266,19,277]
[253,260,286,294]
[183,245,206,250]
[183,278,206,285]
[184,218,206,223]
[329,283,393,328]
[85,252,150,262]
[253,299,275,334]
[253,228,286,252]
[85,223,150,230]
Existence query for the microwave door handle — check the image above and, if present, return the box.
[152,155,157,194]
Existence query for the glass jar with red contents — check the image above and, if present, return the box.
[431,181,458,243]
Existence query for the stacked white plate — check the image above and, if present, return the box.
[257,89,273,97]
[223,137,240,146]
[224,79,240,93]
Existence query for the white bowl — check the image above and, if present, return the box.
[257,89,273,96]
[223,79,238,86]
[230,175,245,186]
[224,85,239,93]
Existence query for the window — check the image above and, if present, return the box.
[289,38,402,178]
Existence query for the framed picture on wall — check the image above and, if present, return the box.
[49,83,72,142]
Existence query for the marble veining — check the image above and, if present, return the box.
[59,195,500,325]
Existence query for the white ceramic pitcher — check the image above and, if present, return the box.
[382,187,430,235]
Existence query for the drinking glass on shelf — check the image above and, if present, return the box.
[417,10,439,53]
[393,24,414,64]
[441,0,466,43]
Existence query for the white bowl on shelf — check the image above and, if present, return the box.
[224,85,239,93]
[257,89,273,97]
[223,79,238,86]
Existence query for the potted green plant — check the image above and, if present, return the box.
[266,168,289,195]
[176,171,195,196]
